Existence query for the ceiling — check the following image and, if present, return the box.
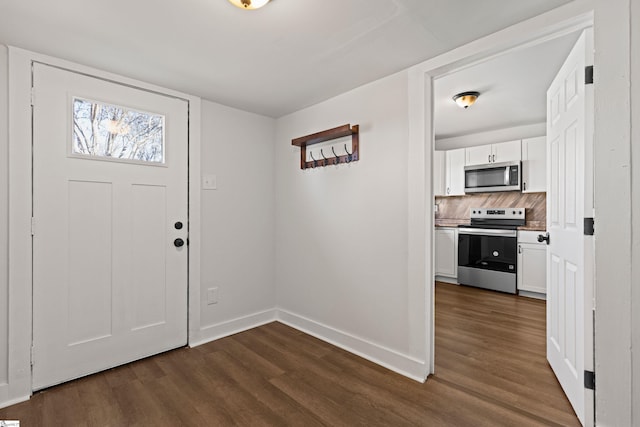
[434,31,581,140]
[0,0,575,118]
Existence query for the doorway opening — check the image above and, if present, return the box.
[424,18,594,427]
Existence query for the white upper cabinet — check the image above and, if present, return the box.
[465,140,522,166]
[445,148,465,196]
[465,144,492,166]
[521,136,546,193]
[433,150,446,196]
[493,140,522,163]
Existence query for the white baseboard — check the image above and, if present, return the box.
[0,394,30,410]
[189,309,277,347]
[518,290,546,300]
[435,276,458,284]
[276,309,428,382]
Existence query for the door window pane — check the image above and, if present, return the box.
[72,98,165,163]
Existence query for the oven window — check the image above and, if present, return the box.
[458,234,517,273]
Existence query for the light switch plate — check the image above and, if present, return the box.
[207,287,219,305]
[202,174,217,190]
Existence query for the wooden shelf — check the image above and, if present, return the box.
[291,124,359,170]
[292,124,356,147]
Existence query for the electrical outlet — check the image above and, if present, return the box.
[202,174,217,190]
[207,287,219,305]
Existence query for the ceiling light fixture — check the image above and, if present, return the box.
[452,91,480,109]
[228,0,270,9]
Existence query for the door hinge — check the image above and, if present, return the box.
[584,370,595,390]
[584,217,595,236]
[585,65,594,85]
[31,217,36,236]
[30,87,36,106]
[30,344,35,367]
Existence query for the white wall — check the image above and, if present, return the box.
[593,0,635,424]
[275,71,428,379]
[435,123,546,150]
[633,1,640,423]
[0,45,8,389]
[192,100,277,344]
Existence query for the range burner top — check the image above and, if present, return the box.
[465,207,526,228]
[458,224,519,230]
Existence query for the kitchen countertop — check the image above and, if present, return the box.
[435,219,546,232]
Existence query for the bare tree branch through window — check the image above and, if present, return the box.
[72,98,164,163]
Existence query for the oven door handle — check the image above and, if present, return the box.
[458,228,517,237]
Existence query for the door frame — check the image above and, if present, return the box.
[6,47,202,399]
[407,2,594,378]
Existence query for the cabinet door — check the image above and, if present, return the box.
[445,148,465,196]
[493,140,522,163]
[517,243,547,293]
[465,144,492,166]
[521,136,546,193]
[435,228,457,278]
[433,150,446,196]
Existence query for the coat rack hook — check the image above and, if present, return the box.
[344,144,353,163]
[331,146,340,164]
[309,151,317,168]
[320,148,329,166]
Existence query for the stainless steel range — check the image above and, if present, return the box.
[457,208,525,294]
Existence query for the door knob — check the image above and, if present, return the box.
[537,233,550,245]
[174,221,183,230]
[174,238,185,248]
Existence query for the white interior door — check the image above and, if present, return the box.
[546,30,594,426]
[32,63,189,390]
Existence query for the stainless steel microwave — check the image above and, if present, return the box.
[464,161,521,193]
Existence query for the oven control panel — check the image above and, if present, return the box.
[470,208,525,220]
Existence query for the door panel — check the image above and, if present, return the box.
[546,29,593,426]
[67,180,114,345]
[32,63,189,390]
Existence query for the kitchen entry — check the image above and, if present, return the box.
[432,28,594,426]
[31,63,189,390]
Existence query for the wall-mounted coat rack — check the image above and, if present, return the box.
[291,124,359,170]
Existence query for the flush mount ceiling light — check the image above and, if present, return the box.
[228,0,270,9]
[452,91,480,109]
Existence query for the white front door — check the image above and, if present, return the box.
[32,63,189,390]
[546,30,594,426]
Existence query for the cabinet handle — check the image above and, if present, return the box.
[523,182,527,191]
[518,245,522,254]
[447,187,450,195]
[492,154,496,163]
[488,154,491,163]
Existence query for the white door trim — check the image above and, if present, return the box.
[407,2,594,379]
[6,47,201,403]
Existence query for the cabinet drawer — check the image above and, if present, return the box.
[517,230,546,245]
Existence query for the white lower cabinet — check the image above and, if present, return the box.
[435,227,457,278]
[517,231,547,295]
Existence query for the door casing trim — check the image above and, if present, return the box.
[6,46,201,400]
[406,1,594,379]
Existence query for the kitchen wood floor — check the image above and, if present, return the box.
[0,282,579,426]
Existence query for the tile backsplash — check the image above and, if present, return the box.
[435,192,546,229]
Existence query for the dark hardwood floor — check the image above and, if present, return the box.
[0,282,579,426]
